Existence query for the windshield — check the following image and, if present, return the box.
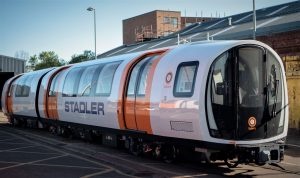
[207,47,285,140]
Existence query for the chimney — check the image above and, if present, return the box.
[228,17,232,26]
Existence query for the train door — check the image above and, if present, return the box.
[45,67,69,120]
[46,74,60,119]
[124,52,165,133]
[237,46,266,139]
[237,46,284,139]
[6,76,21,114]
[7,82,15,114]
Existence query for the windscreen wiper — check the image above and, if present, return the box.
[270,79,279,118]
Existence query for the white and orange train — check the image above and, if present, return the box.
[1,40,288,167]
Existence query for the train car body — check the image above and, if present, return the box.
[1,74,23,118]
[2,68,54,125]
[1,40,288,167]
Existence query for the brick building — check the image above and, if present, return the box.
[123,10,214,45]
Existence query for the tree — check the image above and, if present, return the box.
[27,55,38,71]
[69,50,95,64]
[29,51,65,71]
[15,50,32,71]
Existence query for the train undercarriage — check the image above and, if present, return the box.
[7,114,285,168]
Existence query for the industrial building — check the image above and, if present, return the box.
[101,1,300,133]
[0,55,25,74]
[123,10,215,44]
[0,55,25,109]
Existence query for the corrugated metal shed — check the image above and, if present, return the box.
[0,55,25,75]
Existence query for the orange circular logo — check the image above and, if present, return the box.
[248,117,257,127]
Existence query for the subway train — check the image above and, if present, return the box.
[1,40,288,167]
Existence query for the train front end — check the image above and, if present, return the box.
[205,43,288,167]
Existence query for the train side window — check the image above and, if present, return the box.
[15,75,33,97]
[137,57,156,96]
[77,65,98,96]
[173,61,199,97]
[127,60,148,96]
[22,75,33,97]
[62,67,84,97]
[95,62,121,96]
[15,77,26,97]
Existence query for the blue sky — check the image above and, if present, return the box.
[0,0,295,61]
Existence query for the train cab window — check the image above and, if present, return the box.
[95,62,120,96]
[238,48,264,107]
[267,52,283,105]
[267,52,284,131]
[173,61,199,97]
[207,51,234,138]
[78,65,98,96]
[62,67,84,97]
[211,52,233,106]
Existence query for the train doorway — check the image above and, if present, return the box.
[123,51,166,133]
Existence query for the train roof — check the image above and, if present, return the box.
[21,67,55,77]
[66,40,276,70]
[98,0,300,58]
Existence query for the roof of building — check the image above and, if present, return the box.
[99,0,300,58]
[0,55,26,61]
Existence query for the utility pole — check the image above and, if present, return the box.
[253,0,256,40]
[87,7,97,59]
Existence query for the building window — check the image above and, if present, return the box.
[173,61,199,97]
[163,17,178,28]
[185,23,193,27]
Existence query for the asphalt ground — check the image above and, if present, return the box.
[0,112,299,178]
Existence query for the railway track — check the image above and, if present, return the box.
[0,123,299,178]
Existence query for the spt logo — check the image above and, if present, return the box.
[248,116,256,131]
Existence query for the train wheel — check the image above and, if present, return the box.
[224,156,239,168]
[153,144,162,159]
[129,138,142,156]
[162,145,177,164]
